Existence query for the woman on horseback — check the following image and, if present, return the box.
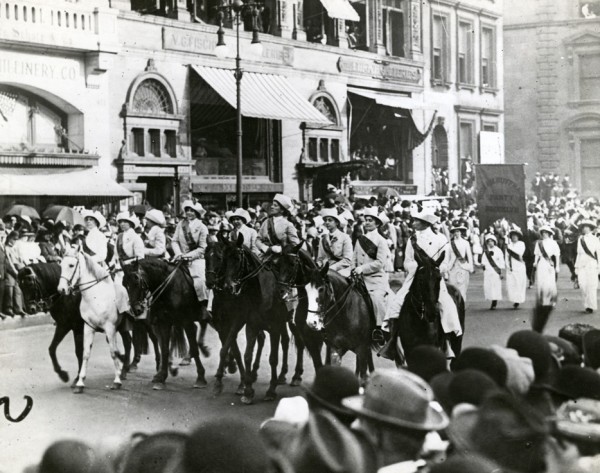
[317,208,352,277]
[114,212,145,317]
[143,209,167,257]
[80,210,108,265]
[228,208,261,257]
[256,194,300,256]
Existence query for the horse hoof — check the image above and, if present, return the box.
[290,378,302,387]
[235,386,245,396]
[169,367,179,377]
[241,396,254,405]
[200,345,211,358]
[227,361,237,374]
[152,383,166,391]
[264,393,277,402]
[72,386,84,394]
[277,376,287,385]
[58,371,70,383]
[193,378,208,389]
[110,382,122,390]
[120,372,128,381]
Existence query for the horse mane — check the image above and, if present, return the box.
[297,247,317,269]
[28,262,61,286]
[81,253,109,280]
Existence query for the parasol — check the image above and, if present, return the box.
[42,205,86,226]
[3,204,40,220]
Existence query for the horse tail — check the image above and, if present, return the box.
[170,325,188,359]
[133,321,150,355]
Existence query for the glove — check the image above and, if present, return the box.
[271,245,282,254]
[353,266,364,275]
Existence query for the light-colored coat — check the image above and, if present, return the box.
[317,229,353,277]
[352,229,390,325]
[84,228,108,266]
[172,218,209,301]
[505,240,527,304]
[534,238,560,306]
[447,236,474,302]
[144,225,166,257]
[575,233,600,310]
[230,224,261,257]
[117,228,145,262]
[256,216,300,254]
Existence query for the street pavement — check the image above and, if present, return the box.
[0,267,598,472]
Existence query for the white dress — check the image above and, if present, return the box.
[534,238,560,306]
[505,240,527,304]
[575,234,600,310]
[481,246,505,301]
[447,237,473,302]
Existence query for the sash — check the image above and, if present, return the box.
[116,234,128,262]
[483,247,502,275]
[267,218,282,246]
[411,235,440,268]
[506,247,522,271]
[357,235,378,260]
[181,220,199,251]
[321,234,341,262]
[538,241,556,268]
[450,239,466,264]
[81,238,96,257]
[580,236,598,262]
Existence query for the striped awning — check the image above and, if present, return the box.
[320,0,360,22]
[348,87,437,110]
[0,168,132,199]
[191,65,331,124]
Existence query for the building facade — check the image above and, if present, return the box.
[0,0,503,212]
[504,0,600,196]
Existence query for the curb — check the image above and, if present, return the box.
[0,312,53,331]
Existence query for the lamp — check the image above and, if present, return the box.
[214,24,229,57]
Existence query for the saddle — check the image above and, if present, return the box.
[351,274,376,327]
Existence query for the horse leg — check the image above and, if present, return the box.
[118,327,132,380]
[241,326,259,405]
[356,344,369,386]
[251,331,266,383]
[197,304,211,358]
[105,325,123,390]
[265,325,283,402]
[147,322,161,371]
[277,325,289,385]
[49,324,71,383]
[130,320,148,370]
[367,350,375,373]
[213,317,245,396]
[304,330,324,371]
[288,322,305,386]
[73,324,95,394]
[152,321,171,389]
[72,324,84,388]
[184,322,207,389]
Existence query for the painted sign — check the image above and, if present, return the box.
[337,57,422,85]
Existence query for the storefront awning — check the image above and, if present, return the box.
[191,66,331,124]
[320,0,360,21]
[348,87,437,111]
[0,168,133,200]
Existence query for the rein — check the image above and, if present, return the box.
[131,260,185,309]
[310,276,357,328]
[59,255,112,295]
[234,250,273,290]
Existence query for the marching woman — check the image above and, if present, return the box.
[478,233,505,310]
[447,220,473,302]
[575,219,600,313]
[505,225,527,309]
[533,225,561,308]
[317,208,353,277]
[228,208,261,257]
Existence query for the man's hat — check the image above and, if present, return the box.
[303,366,360,419]
[406,346,448,383]
[181,200,206,218]
[342,369,449,431]
[81,209,106,229]
[507,330,552,382]
[273,194,293,212]
[545,366,600,401]
[448,369,498,407]
[363,207,382,225]
[453,347,508,387]
[145,209,166,226]
[117,211,140,229]
[228,208,251,224]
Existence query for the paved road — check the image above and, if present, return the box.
[0,268,597,472]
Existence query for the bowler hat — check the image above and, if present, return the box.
[39,439,111,473]
[546,366,600,401]
[507,330,552,381]
[121,431,187,473]
[304,366,360,419]
[406,345,448,382]
[559,322,596,351]
[448,369,497,407]
[583,329,600,370]
[453,347,508,387]
[544,335,581,366]
[342,369,449,431]
[429,371,455,414]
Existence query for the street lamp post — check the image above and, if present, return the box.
[215,0,262,208]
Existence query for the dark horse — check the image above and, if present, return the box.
[303,262,378,383]
[122,258,210,390]
[381,247,465,364]
[18,263,138,384]
[218,236,289,404]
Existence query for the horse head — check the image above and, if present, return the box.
[305,262,330,331]
[221,242,248,296]
[205,241,226,290]
[412,250,445,326]
[122,260,148,317]
[57,250,81,295]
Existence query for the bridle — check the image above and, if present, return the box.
[308,274,356,328]
[406,265,440,323]
[19,267,58,311]
[205,245,226,292]
[124,260,184,311]
[59,253,111,294]
[226,247,272,294]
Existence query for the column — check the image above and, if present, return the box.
[368,0,385,55]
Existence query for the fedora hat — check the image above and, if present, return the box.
[181,200,206,218]
[320,208,342,225]
[342,369,449,431]
[303,366,360,419]
[145,209,166,226]
[453,347,508,387]
[274,194,293,212]
[117,211,140,229]
[363,207,382,225]
[545,366,600,401]
[228,208,251,224]
[81,209,106,229]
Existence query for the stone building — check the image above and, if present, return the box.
[504,0,600,196]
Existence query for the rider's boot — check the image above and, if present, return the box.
[378,321,396,360]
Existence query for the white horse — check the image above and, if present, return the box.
[57,249,124,394]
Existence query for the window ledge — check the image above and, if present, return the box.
[457,83,477,91]
[430,79,453,89]
[567,100,600,108]
[480,86,499,95]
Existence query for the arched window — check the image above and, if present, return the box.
[304,89,343,164]
[312,96,339,126]
[131,79,174,115]
[431,124,448,170]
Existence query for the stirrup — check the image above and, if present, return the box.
[372,328,385,345]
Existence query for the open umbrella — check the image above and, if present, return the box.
[4,204,40,220]
[43,205,85,226]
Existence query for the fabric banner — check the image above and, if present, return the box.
[475,164,527,233]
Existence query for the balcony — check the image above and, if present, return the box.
[0,149,99,167]
[0,0,119,53]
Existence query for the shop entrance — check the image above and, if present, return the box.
[138,177,174,210]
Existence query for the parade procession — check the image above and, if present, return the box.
[2,0,600,472]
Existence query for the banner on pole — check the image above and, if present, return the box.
[475,164,527,233]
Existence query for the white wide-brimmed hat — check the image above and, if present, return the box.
[321,208,341,225]
[117,211,140,229]
[363,207,382,225]
[181,200,206,218]
[578,219,597,230]
[144,209,166,226]
[273,194,293,212]
[508,225,523,238]
[81,209,106,229]
[229,208,251,224]
[539,225,555,236]
[484,233,497,243]
[411,208,439,226]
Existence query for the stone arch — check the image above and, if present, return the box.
[308,83,341,126]
[125,66,179,116]
[431,123,448,169]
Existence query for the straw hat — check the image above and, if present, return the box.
[484,233,497,244]
[117,211,140,229]
[539,225,555,236]
[363,207,382,225]
[411,208,439,226]
[274,194,293,212]
[81,209,106,229]
[229,208,251,224]
[181,200,206,218]
[145,209,166,226]
[508,224,523,238]
[578,219,597,230]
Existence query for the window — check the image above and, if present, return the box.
[132,79,173,114]
[382,0,405,57]
[164,130,176,157]
[431,124,448,169]
[432,14,450,83]
[308,138,318,162]
[481,26,496,88]
[131,128,145,156]
[580,54,600,101]
[580,138,600,195]
[482,122,498,132]
[458,21,473,84]
[459,120,476,164]
[331,139,340,162]
[149,129,161,157]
